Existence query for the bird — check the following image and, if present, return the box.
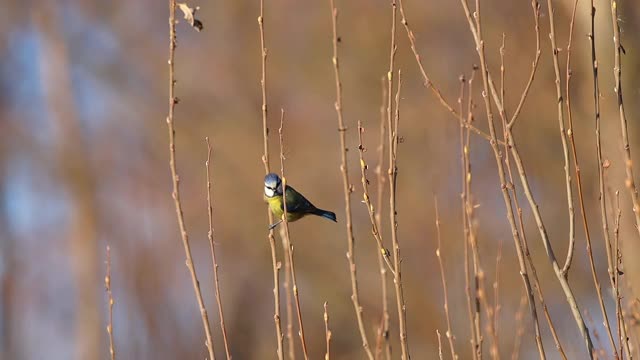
[263,173,337,230]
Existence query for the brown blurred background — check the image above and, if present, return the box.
[1,0,640,359]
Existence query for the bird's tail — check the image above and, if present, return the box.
[313,208,337,223]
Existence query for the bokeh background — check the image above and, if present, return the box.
[1,0,640,359]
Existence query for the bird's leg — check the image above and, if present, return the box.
[268,219,283,230]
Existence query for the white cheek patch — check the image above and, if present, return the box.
[265,187,275,197]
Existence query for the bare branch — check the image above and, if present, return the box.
[279,110,310,360]
[434,199,458,360]
[205,138,232,359]
[105,245,115,360]
[258,1,285,358]
[166,2,215,358]
[328,1,374,358]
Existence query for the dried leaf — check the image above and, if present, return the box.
[178,3,203,32]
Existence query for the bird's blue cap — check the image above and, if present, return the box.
[264,173,281,187]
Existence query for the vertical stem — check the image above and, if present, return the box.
[105,246,115,360]
[388,70,410,359]
[610,16,640,356]
[269,229,284,360]
[613,192,631,359]
[610,0,640,240]
[328,1,374,358]
[396,0,493,142]
[492,42,505,359]
[357,121,401,357]
[466,179,484,360]
[610,2,639,355]
[434,200,458,359]
[374,76,391,360]
[460,0,552,358]
[324,302,331,360]
[508,169,566,359]
[544,0,617,354]
[437,330,445,360]
[459,0,594,354]
[551,0,576,277]
[461,70,479,360]
[258,1,285,358]
[205,138,232,359]
[386,2,411,358]
[282,233,296,360]
[584,0,620,356]
[279,111,309,360]
[259,0,270,175]
[167,2,215,358]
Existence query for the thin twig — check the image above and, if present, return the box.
[279,110,309,360]
[471,0,567,357]
[554,0,576,276]
[614,191,632,359]
[460,0,550,358]
[502,84,565,360]
[355,118,402,350]
[328,1,374,358]
[105,245,115,360]
[547,0,618,353]
[282,232,296,360]
[499,34,505,110]
[502,121,565,359]
[460,69,479,360]
[491,228,503,360]
[498,28,569,358]
[268,232,283,359]
[562,0,580,276]
[610,0,640,247]
[166,2,216,359]
[324,302,331,360]
[490,36,507,360]
[258,1,284,358]
[437,330,444,360]
[395,0,497,144]
[386,5,408,359]
[399,0,535,133]
[590,1,628,350]
[374,76,391,360]
[611,3,638,353]
[584,0,620,356]
[507,0,541,128]
[389,70,410,359]
[358,120,395,348]
[459,0,594,354]
[259,0,270,175]
[469,48,505,354]
[499,29,570,349]
[357,123,397,278]
[466,161,484,360]
[434,199,458,360]
[510,174,567,360]
[268,228,284,360]
[205,138,232,359]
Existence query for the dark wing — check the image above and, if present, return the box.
[282,185,317,214]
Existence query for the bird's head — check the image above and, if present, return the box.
[264,173,283,198]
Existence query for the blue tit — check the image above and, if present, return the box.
[263,173,337,230]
